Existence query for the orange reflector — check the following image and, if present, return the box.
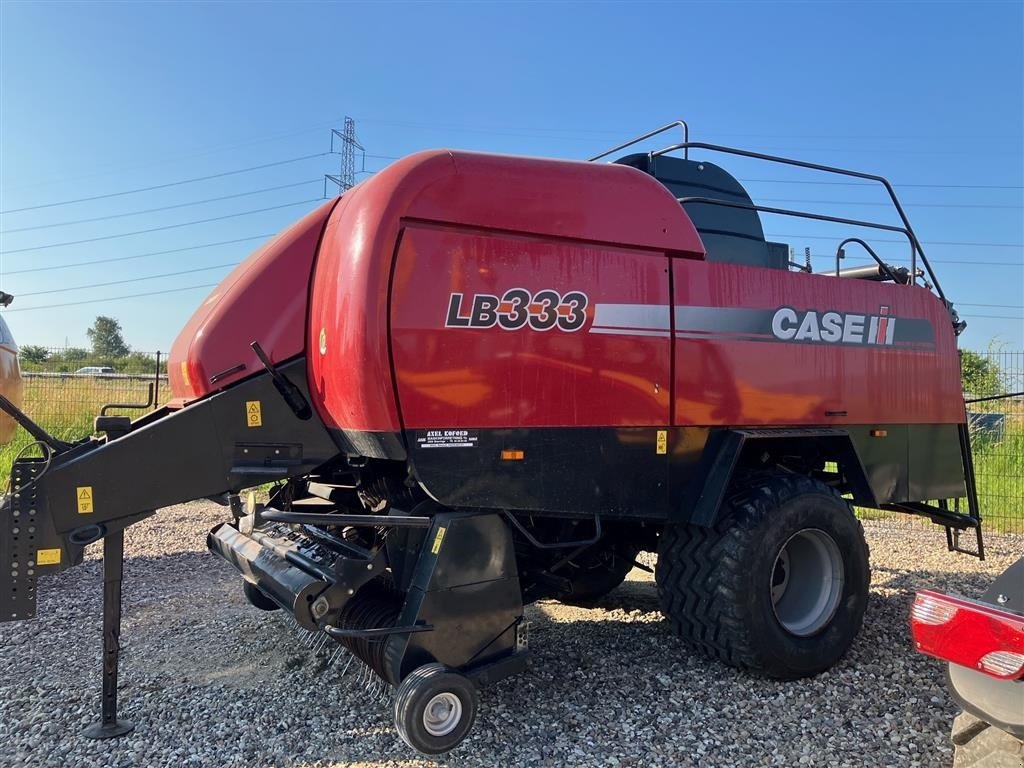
[501,449,524,461]
[870,429,888,438]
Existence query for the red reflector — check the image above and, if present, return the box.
[911,590,1024,679]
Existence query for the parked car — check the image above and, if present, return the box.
[74,366,115,375]
[0,292,23,445]
[911,558,1024,767]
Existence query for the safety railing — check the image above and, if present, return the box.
[649,141,947,304]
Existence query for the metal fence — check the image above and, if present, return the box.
[14,348,169,437]
[9,346,1024,532]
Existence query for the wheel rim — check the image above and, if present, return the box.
[422,692,462,737]
[770,528,844,637]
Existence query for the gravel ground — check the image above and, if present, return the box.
[0,502,1020,768]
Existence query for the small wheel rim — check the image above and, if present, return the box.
[770,528,844,637]
[422,692,462,737]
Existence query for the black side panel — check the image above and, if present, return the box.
[848,423,968,503]
[405,427,684,518]
[615,153,786,269]
[384,513,525,684]
[908,423,968,500]
[847,425,910,503]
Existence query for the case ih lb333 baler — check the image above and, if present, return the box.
[0,122,986,754]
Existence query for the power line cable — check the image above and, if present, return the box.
[5,283,220,312]
[2,234,273,275]
[0,154,331,215]
[0,180,320,234]
[3,119,344,192]
[0,199,321,255]
[18,263,239,297]
[355,117,1024,142]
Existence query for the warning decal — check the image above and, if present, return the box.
[76,486,94,514]
[246,400,262,428]
[656,430,668,455]
[415,429,479,449]
[431,527,447,555]
[37,548,61,566]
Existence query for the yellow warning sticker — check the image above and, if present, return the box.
[76,486,94,514]
[431,527,447,555]
[246,400,262,428]
[656,430,668,455]
[37,548,61,566]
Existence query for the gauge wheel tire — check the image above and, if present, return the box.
[394,663,478,755]
[656,471,870,679]
[558,542,641,606]
[242,581,280,611]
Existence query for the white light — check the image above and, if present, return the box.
[911,595,958,626]
[979,651,1024,678]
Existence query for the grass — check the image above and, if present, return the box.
[1,377,1020,532]
[0,377,168,482]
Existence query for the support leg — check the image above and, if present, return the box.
[83,531,135,739]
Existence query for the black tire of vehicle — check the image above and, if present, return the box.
[242,580,280,611]
[655,471,870,679]
[394,663,479,755]
[558,542,640,606]
[951,711,1024,768]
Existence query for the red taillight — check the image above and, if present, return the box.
[911,590,1024,680]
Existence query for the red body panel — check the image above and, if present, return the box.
[671,262,964,425]
[173,148,963,439]
[390,224,672,427]
[168,200,337,400]
[308,150,702,433]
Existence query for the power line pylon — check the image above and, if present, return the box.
[325,117,364,196]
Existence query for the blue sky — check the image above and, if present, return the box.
[1,1,1021,352]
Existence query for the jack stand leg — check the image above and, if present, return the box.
[83,531,135,739]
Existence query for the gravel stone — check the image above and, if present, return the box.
[0,501,1019,767]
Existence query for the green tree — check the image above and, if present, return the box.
[120,351,159,374]
[86,316,129,358]
[960,349,1002,398]
[18,345,48,364]
[61,347,89,362]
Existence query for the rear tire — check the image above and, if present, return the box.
[656,472,870,679]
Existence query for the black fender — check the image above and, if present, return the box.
[678,427,877,527]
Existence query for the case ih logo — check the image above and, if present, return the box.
[771,305,897,346]
[446,289,589,332]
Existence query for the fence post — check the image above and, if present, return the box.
[153,352,161,410]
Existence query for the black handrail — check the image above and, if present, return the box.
[588,120,690,162]
[650,141,946,303]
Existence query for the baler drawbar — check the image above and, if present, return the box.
[1,121,988,754]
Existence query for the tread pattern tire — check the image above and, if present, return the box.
[656,471,870,679]
[394,663,478,755]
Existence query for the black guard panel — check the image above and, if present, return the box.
[405,427,686,519]
[383,512,526,684]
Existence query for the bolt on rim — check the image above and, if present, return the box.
[422,692,462,737]
[770,528,844,637]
